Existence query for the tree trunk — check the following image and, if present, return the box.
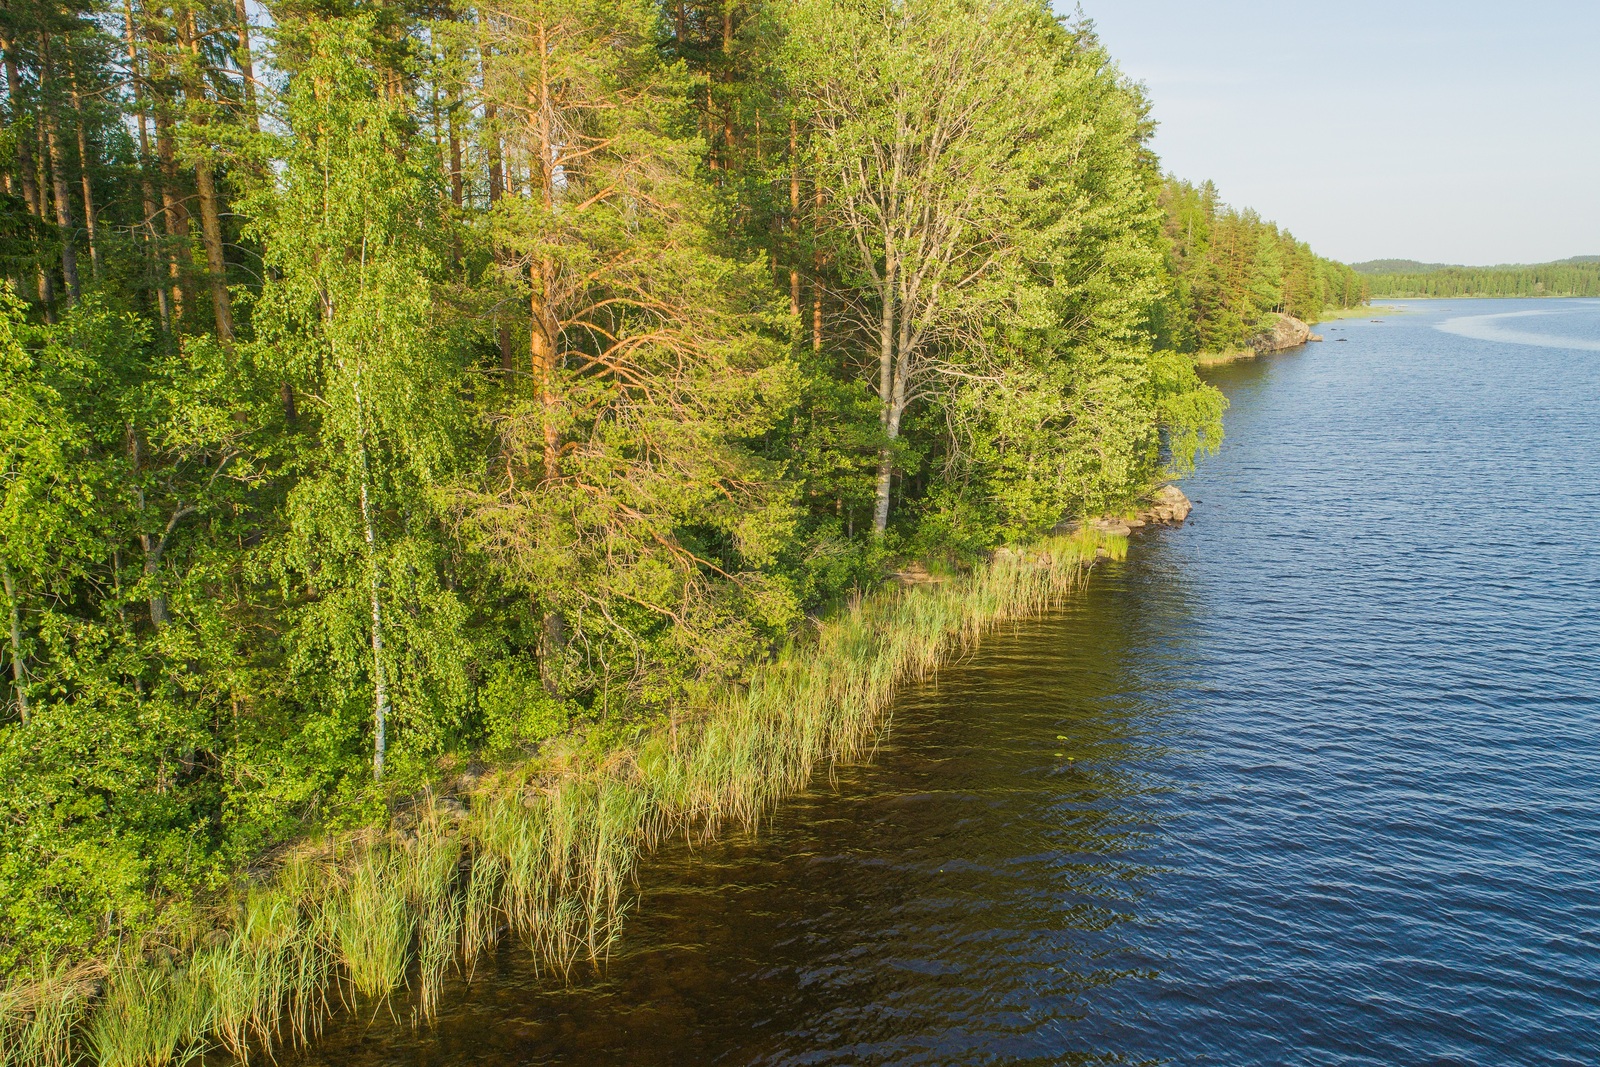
[349,358,390,781]
[789,120,800,319]
[484,69,514,373]
[122,0,169,331]
[485,101,503,204]
[530,259,559,481]
[66,57,100,280]
[361,471,389,782]
[39,35,81,307]
[1,41,36,214]
[872,268,897,535]
[705,82,716,173]
[193,159,234,341]
[447,90,464,268]
[232,0,259,134]
[872,395,907,536]
[141,539,170,629]
[184,12,235,342]
[2,564,28,725]
[154,108,191,327]
[812,176,823,352]
[1,36,55,315]
[530,24,559,482]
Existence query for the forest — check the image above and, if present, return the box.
[1152,178,1366,354]
[1,0,1362,1010]
[1360,257,1600,298]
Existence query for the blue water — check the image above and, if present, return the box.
[300,298,1600,1065]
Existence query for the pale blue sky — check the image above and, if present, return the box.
[1074,1,1600,266]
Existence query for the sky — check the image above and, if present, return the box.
[1074,1,1600,266]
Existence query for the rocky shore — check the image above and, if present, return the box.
[1248,312,1322,353]
[1195,313,1323,366]
[1049,483,1194,541]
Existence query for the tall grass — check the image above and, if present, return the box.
[0,532,1114,1066]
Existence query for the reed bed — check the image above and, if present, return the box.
[0,531,1116,1066]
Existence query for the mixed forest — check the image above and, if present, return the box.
[0,0,1363,994]
[1154,178,1365,354]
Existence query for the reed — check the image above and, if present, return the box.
[0,532,1114,1066]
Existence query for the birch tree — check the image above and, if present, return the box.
[786,0,1065,534]
[254,19,473,782]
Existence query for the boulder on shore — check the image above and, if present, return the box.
[1051,484,1193,538]
[1247,313,1312,354]
[1137,484,1192,526]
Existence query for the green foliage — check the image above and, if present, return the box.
[1154,177,1368,352]
[0,0,1327,1009]
[480,662,571,755]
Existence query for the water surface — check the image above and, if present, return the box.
[300,298,1600,1065]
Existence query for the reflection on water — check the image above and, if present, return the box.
[289,299,1600,1066]
[1437,301,1600,351]
[292,574,1193,1066]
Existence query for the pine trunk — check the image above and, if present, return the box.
[232,0,259,134]
[789,120,801,318]
[194,160,234,340]
[184,12,235,342]
[39,36,81,306]
[812,176,823,352]
[1,36,55,314]
[122,0,169,330]
[154,109,191,326]
[66,58,100,279]
[530,23,559,482]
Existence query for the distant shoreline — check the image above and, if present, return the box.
[1360,293,1597,301]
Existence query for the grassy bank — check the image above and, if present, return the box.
[1190,348,1258,367]
[1313,304,1400,322]
[0,530,1119,1067]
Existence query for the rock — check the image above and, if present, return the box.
[890,561,948,587]
[434,797,470,822]
[1090,517,1133,537]
[1308,334,1324,342]
[1246,313,1312,354]
[1136,484,1192,526]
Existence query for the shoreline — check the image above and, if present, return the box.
[1188,304,1412,367]
[0,500,1195,1066]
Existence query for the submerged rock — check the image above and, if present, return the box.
[1247,313,1313,354]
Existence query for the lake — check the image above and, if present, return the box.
[295,298,1600,1065]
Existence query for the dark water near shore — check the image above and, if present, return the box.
[302,299,1600,1065]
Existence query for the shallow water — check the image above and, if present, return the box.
[297,298,1600,1066]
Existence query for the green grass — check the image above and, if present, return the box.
[0,530,1117,1067]
[1312,304,1401,322]
[1190,348,1257,366]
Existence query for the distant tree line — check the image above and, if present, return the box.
[1364,262,1600,298]
[1150,178,1367,354]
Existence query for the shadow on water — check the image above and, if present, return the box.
[282,547,1202,1067]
